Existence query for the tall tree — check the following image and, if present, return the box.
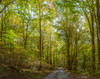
[96,0,100,69]
[38,0,42,70]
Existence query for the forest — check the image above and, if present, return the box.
[0,0,100,79]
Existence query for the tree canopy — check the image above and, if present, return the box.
[0,0,100,78]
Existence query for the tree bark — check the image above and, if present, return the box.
[38,0,42,70]
[50,33,52,69]
[46,46,49,63]
[91,0,96,71]
[74,30,78,71]
[0,13,3,42]
[96,0,100,69]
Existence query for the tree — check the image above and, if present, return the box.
[96,0,100,69]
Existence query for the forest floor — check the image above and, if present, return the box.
[0,66,100,79]
[0,70,52,79]
[67,71,100,79]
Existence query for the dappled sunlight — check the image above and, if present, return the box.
[0,0,100,79]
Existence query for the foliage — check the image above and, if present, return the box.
[0,0,100,78]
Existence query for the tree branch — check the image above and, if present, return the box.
[0,1,15,14]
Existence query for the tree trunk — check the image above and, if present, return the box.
[67,40,71,70]
[47,46,49,64]
[83,1,96,71]
[0,13,3,42]
[50,33,52,69]
[38,0,42,70]
[96,0,100,69]
[91,2,96,71]
[74,30,78,71]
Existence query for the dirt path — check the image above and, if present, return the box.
[42,69,71,79]
[42,69,100,79]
